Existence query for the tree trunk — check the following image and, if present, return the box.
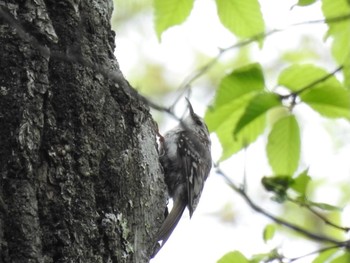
[0,1,165,262]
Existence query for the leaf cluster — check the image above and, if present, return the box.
[153,0,350,262]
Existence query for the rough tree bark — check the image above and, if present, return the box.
[0,1,166,262]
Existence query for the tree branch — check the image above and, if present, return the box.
[279,65,344,106]
[172,13,350,105]
[215,166,348,247]
[288,197,350,233]
[286,245,340,262]
[294,65,344,96]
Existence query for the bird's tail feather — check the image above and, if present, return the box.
[151,199,186,258]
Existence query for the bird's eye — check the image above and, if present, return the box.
[195,119,202,126]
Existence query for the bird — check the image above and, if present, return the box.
[151,98,212,257]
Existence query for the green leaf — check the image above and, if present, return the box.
[205,64,266,160]
[322,0,350,65]
[267,106,290,127]
[263,224,276,243]
[278,64,350,118]
[234,92,281,136]
[214,63,265,107]
[154,0,194,40]
[312,248,338,263]
[214,103,266,160]
[215,0,265,41]
[249,253,270,263]
[344,63,350,89]
[278,64,341,92]
[300,85,350,119]
[330,251,350,263]
[322,0,350,86]
[282,48,319,64]
[267,115,301,175]
[293,196,342,211]
[250,249,279,263]
[297,0,317,6]
[206,93,256,132]
[217,251,249,263]
[262,176,294,201]
[331,29,350,67]
[291,169,311,195]
[308,201,342,211]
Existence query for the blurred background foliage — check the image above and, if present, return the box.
[110,0,350,262]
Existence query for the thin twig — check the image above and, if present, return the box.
[295,65,344,96]
[287,197,348,232]
[215,166,348,246]
[279,65,344,105]
[286,245,341,262]
[2,5,349,117]
[172,13,350,105]
[292,13,350,26]
[170,48,226,108]
[307,206,350,232]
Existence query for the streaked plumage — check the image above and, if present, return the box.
[151,99,212,257]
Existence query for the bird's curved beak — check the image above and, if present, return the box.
[185,98,195,117]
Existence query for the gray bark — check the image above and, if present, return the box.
[0,1,166,262]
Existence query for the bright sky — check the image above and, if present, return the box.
[114,0,350,262]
